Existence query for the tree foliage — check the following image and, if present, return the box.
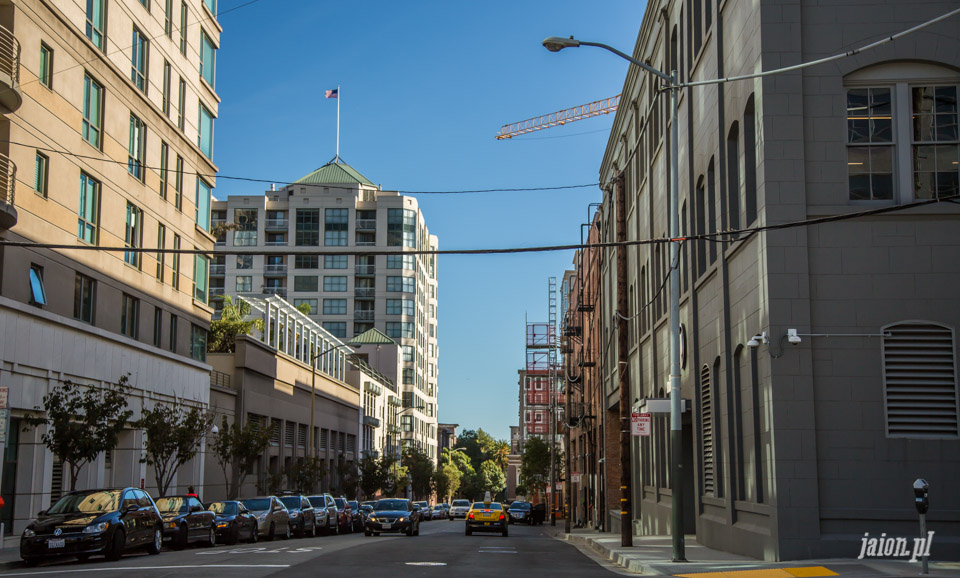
[432,462,461,503]
[358,454,398,499]
[519,436,552,495]
[479,459,507,495]
[403,447,435,500]
[136,403,214,497]
[287,457,326,494]
[24,375,133,492]
[208,296,265,353]
[211,416,272,499]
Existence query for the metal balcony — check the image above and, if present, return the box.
[264,264,287,276]
[210,287,225,298]
[263,287,287,298]
[363,415,381,428]
[0,25,22,114]
[387,424,401,434]
[355,287,375,298]
[356,240,376,247]
[264,218,288,230]
[0,152,16,231]
[210,264,225,276]
[355,219,376,231]
[355,264,375,276]
[354,310,375,321]
[265,240,287,246]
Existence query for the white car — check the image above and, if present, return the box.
[448,499,471,520]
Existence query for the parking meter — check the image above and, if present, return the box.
[913,479,929,514]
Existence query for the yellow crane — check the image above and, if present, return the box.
[495,94,620,140]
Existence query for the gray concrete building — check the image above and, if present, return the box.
[594,0,960,561]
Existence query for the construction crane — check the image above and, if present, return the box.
[495,95,620,140]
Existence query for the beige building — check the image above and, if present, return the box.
[0,0,220,542]
[210,162,440,462]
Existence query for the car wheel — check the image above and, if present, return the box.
[268,522,276,541]
[309,521,317,538]
[226,525,239,546]
[250,523,259,543]
[206,525,216,547]
[364,529,372,536]
[283,523,291,540]
[405,525,413,536]
[106,528,126,561]
[502,527,509,537]
[373,532,380,536]
[22,557,39,568]
[465,526,472,536]
[414,523,420,537]
[147,526,162,555]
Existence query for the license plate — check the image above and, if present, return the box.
[382,523,391,529]
[48,538,65,549]
[484,522,490,526]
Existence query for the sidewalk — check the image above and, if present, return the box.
[548,526,960,577]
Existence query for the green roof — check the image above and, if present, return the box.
[347,328,397,347]
[293,161,376,187]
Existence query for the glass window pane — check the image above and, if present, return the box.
[935,113,958,142]
[934,86,957,115]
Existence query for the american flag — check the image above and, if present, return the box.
[325,88,338,99]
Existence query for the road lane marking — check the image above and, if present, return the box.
[196,546,322,555]
[405,562,447,566]
[2,565,290,577]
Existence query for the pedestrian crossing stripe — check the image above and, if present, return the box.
[674,567,839,578]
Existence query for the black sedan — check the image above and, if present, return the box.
[154,495,217,549]
[364,498,420,537]
[347,500,364,533]
[278,495,317,537]
[507,501,533,524]
[208,501,258,545]
[20,487,163,567]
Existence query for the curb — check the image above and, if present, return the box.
[562,532,657,574]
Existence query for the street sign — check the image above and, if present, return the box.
[0,386,7,409]
[571,473,581,484]
[0,409,8,444]
[631,412,652,436]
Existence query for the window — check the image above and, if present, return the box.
[847,87,894,200]
[82,74,103,148]
[174,155,184,210]
[386,322,414,339]
[233,208,258,246]
[190,324,207,361]
[153,307,163,347]
[198,104,214,158]
[295,255,318,269]
[131,27,148,92]
[78,173,100,244]
[124,203,143,268]
[29,264,47,306]
[200,30,216,88]
[156,224,166,281]
[39,43,53,88]
[324,255,346,269]
[294,276,318,292]
[179,1,188,55]
[743,96,758,225]
[294,298,317,314]
[387,209,417,247]
[403,345,414,362]
[726,122,741,232]
[323,322,346,338]
[323,299,347,315]
[235,275,252,292]
[34,152,48,197]
[164,0,173,37]
[121,294,139,339]
[402,368,413,385]
[386,276,414,293]
[237,255,253,269]
[296,209,320,246]
[74,274,96,323]
[177,77,185,130]
[193,254,209,303]
[203,0,216,15]
[169,314,178,351]
[162,60,171,116]
[913,85,959,198]
[196,178,212,231]
[324,209,348,246]
[172,234,181,289]
[323,276,346,292]
[86,0,105,50]
[882,322,959,438]
[386,254,415,269]
[128,115,146,180]
[386,299,414,315]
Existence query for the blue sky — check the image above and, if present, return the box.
[212,0,644,442]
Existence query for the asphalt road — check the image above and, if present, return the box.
[0,519,618,578]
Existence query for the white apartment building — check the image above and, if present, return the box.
[210,161,440,461]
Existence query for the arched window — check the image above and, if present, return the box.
[726,122,741,233]
[707,158,717,264]
[696,176,707,277]
[681,201,689,293]
[744,95,758,225]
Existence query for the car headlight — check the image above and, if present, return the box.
[397,517,406,522]
[22,528,35,538]
[83,522,110,534]
[289,511,299,518]
[368,516,376,522]
[167,521,178,529]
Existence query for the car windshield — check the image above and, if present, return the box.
[47,490,121,515]
[374,500,407,511]
[348,501,358,509]
[472,503,502,510]
[279,497,301,510]
[334,498,347,509]
[452,500,470,507]
[241,498,271,511]
[414,501,427,507]
[155,497,189,513]
[208,502,237,515]
[510,502,531,510]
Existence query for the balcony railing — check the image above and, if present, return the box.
[210,369,232,389]
[355,288,375,298]
[264,264,287,275]
[210,264,225,276]
[363,415,381,428]
[210,287,225,298]
[355,264,375,275]
[387,424,401,434]
[263,287,287,298]
[265,239,288,246]
[0,24,22,114]
[354,310,375,321]
[355,240,376,246]
[355,219,376,231]
[0,152,18,231]
[264,218,288,230]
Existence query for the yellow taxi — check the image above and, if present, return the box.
[465,492,508,537]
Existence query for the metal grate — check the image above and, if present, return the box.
[284,420,295,447]
[700,364,715,495]
[270,419,281,445]
[297,424,307,448]
[883,322,959,438]
[51,459,63,504]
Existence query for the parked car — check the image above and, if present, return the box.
[307,494,339,535]
[531,503,546,525]
[277,494,318,538]
[413,501,430,521]
[432,504,447,520]
[364,498,421,537]
[208,500,258,544]
[155,495,216,549]
[332,498,354,534]
[240,496,291,540]
[20,487,163,567]
[347,501,364,532]
[507,501,532,525]
[359,503,374,520]
[449,499,471,520]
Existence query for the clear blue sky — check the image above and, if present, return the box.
[212,0,644,442]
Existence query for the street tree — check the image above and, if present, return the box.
[432,462,461,503]
[358,456,384,498]
[24,375,133,492]
[479,459,507,496]
[519,436,552,498]
[287,457,326,494]
[211,416,272,499]
[136,402,215,497]
[208,296,264,353]
[403,447,435,500]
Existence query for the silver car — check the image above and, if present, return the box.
[307,494,339,535]
[449,499,471,520]
[240,496,291,540]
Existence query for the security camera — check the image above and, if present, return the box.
[787,329,801,345]
[747,332,768,348]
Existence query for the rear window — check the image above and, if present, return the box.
[208,502,238,515]
[509,502,531,510]
[241,498,271,511]
[334,498,347,508]
[452,500,470,507]
[279,497,301,510]
[472,503,502,510]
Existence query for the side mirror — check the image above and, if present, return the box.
[125,504,139,513]
[190,504,202,513]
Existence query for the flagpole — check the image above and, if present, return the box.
[336,84,340,163]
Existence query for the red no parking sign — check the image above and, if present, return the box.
[631,413,651,436]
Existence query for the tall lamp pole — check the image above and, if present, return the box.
[543,35,685,561]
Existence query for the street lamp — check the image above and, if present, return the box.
[544,36,685,562]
